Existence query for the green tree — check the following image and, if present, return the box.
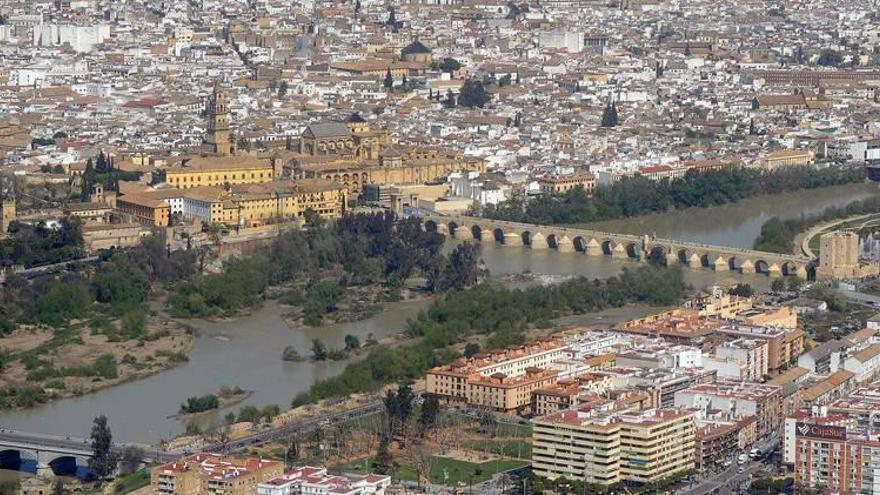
[32,281,92,327]
[600,103,619,127]
[418,396,440,436]
[311,339,329,360]
[80,159,96,201]
[771,278,785,292]
[383,68,394,89]
[817,49,843,67]
[344,334,361,351]
[464,342,480,358]
[437,58,461,72]
[728,283,754,297]
[373,435,393,474]
[277,81,288,98]
[457,79,490,108]
[88,415,117,480]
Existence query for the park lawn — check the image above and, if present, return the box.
[333,456,527,486]
[490,422,533,438]
[428,456,527,485]
[114,468,151,494]
[465,440,532,459]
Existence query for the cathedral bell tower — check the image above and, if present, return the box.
[203,82,233,155]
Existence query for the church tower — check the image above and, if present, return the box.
[203,82,233,155]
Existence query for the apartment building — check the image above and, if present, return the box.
[712,338,770,381]
[674,380,783,437]
[151,453,283,495]
[794,419,880,494]
[717,324,805,372]
[532,408,695,486]
[426,340,568,411]
[256,466,390,495]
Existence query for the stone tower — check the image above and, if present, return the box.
[203,82,232,155]
[1,199,15,234]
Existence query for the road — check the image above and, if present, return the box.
[677,460,764,495]
[204,401,384,453]
[840,289,880,306]
[798,213,880,258]
[0,429,178,462]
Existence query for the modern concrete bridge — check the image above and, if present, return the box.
[423,215,813,278]
[0,429,176,478]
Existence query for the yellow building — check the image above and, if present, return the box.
[537,174,597,195]
[157,156,276,189]
[151,453,283,495]
[762,149,813,169]
[532,408,695,486]
[116,194,171,227]
[466,368,559,411]
[426,340,568,411]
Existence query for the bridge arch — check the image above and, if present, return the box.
[754,260,770,274]
[648,245,669,265]
[573,236,588,252]
[492,227,505,243]
[727,256,740,271]
[625,242,640,259]
[471,225,483,241]
[601,240,614,256]
[676,248,690,264]
[47,455,79,477]
[0,448,39,474]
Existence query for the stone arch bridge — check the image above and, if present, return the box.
[422,215,813,278]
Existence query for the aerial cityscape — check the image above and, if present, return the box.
[2,0,880,494]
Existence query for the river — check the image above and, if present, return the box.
[0,182,877,445]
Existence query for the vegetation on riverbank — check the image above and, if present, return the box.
[482,165,865,225]
[168,213,482,319]
[753,195,880,253]
[179,386,249,416]
[0,233,198,409]
[293,264,687,405]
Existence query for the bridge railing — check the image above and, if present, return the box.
[424,215,813,262]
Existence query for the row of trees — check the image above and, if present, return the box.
[753,195,880,253]
[0,217,84,268]
[295,264,687,405]
[483,165,866,225]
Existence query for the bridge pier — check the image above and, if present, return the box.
[795,265,808,279]
[502,232,523,247]
[556,235,574,253]
[767,263,782,276]
[686,253,703,268]
[584,238,602,256]
[711,256,729,272]
[478,229,494,243]
[529,232,549,249]
[610,243,629,260]
[453,228,473,240]
[36,461,54,480]
[740,260,755,274]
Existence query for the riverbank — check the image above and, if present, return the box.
[0,313,193,410]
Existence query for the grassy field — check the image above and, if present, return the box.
[335,455,527,485]
[465,439,532,459]
[114,469,151,494]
